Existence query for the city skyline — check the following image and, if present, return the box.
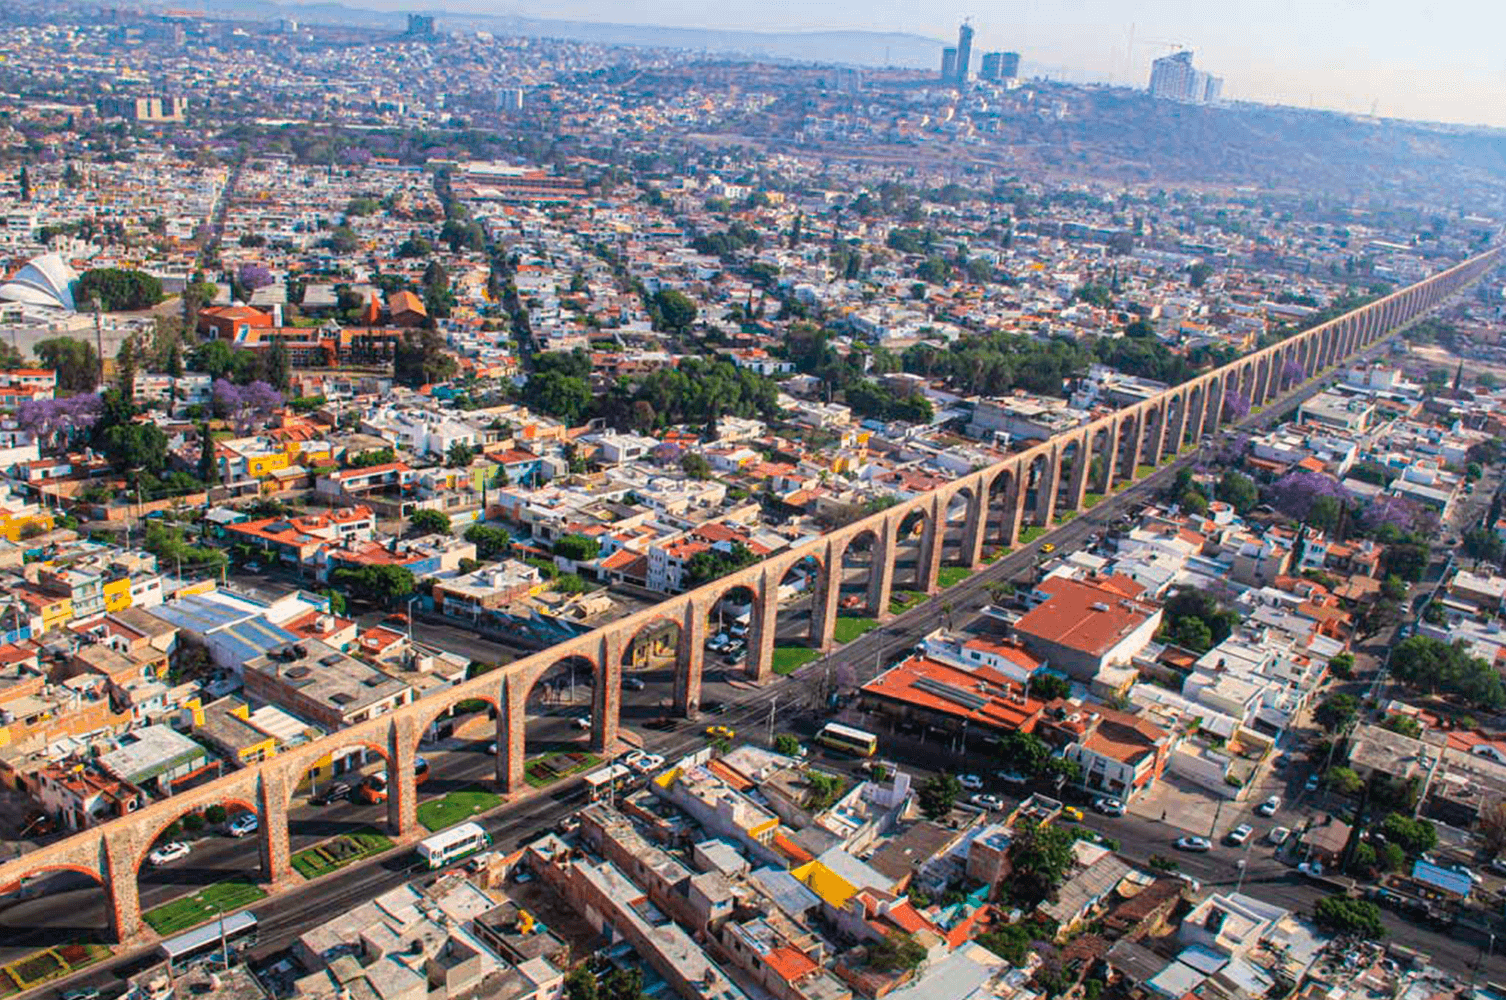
[278,0,1506,127]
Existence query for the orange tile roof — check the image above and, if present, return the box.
[764,947,817,983]
[1015,577,1158,657]
[862,654,1044,732]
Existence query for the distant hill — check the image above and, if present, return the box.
[176,0,946,67]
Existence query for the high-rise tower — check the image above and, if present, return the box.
[955,21,974,85]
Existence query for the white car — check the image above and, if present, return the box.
[1267,826,1291,846]
[149,842,191,866]
[969,793,1004,812]
[573,715,593,730]
[226,812,259,838]
[958,774,983,791]
[1256,795,1281,817]
[1093,796,1126,816]
[1225,824,1254,846]
[1298,860,1324,877]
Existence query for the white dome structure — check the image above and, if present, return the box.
[0,254,79,313]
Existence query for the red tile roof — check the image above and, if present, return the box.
[1014,577,1158,657]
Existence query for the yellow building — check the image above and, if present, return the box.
[0,506,53,543]
[103,576,132,613]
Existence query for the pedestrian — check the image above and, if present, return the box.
[1161,809,1167,821]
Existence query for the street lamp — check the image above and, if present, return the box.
[406,594,419,643]
[1235,858,1247,895]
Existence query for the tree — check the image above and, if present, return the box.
[522,370,593,424]
[1179,489,1209,516]
[1358,597,1401,639]
[1381,543,1429,582]
[1382,714,1422,738]
[1214,470,1258,514]
[393,329,457,388]
[1314,693,1359,733]
[409,509,451,536]
[553,534,600,562]
[917,773,962,819]
[1188,262,1213,288]
[1389,635,1505,710]
[1029,674,1071,701]
[446,441,475,468]
[34,337,101,393]
[1327,652,1355,679]
[976,923,1034,965]
[1380,812,1437,856]
[75,268,164,311]
[869,932,927,972]
[331,564,415,606]
[1313,896,1384,940]
[1325,767,1364,796]
[266,337,290,392]
[212,379,283,433]
[464,524,513,559]
[774,734,802,756]
[322,589,347,615]
[1006,817,1077,906]
[1462,527,1503,562]
[681,452,712,480]
[564,966,598,1000]
[653,289,698,331]
[198,422,218,485]
[1479,799,1506,854]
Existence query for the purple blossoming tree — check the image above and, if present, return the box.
[16,394,103,454]
[212,378,284,433]
[1223,389,1251,422]
[1270,469,1349,521]
[1282,359,1306,389]
[238,263,273,292]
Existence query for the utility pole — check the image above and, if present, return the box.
[767,695,777,744]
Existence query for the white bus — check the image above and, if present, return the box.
[158,910,258,967]
[417,822,492,869]
[815,722,879,757]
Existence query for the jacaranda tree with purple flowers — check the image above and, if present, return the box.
[1222,388,1251,422]
[238,263,273,292]
[16,394,103,454]
[1281,359,1306,389]
[1271,469,1350,533]
[212,378,283,433]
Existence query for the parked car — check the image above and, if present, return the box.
[623,676,646,691]
[61,989,102,1000]
[573,715,593,730]
[148,842,191,867]
[1272,753,1291,770]
[969,793,1005,812]
[1268,826,1291,846]
[358,771,388,804]
[958,774,983,790]
[997,771,1030,787]
[1226,824,1254,846]
[1175,837,1213,852]
[1304,773,1321,792]
[226,812,259,838]
[1298,860,1324,877]
[1093,796,1126,816]
[623,750,665,774]
[1062,806,1085,822]
[1490,856,1506,876]
[312,781,352,805]
[1256,795,1281,817]
[1450,863,1483,886]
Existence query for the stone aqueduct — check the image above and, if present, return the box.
[1,246,1500,944]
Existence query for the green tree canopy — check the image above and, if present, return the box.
[331,564,416,606]
[409,509,451,536]
[76,267,164,311]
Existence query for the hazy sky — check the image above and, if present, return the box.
[314,0,1506,127]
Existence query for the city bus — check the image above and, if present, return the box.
[417,821,492,869]
[157,910,258,967]
[815,723,879,757]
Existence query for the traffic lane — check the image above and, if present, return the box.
[0,741,516,962]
